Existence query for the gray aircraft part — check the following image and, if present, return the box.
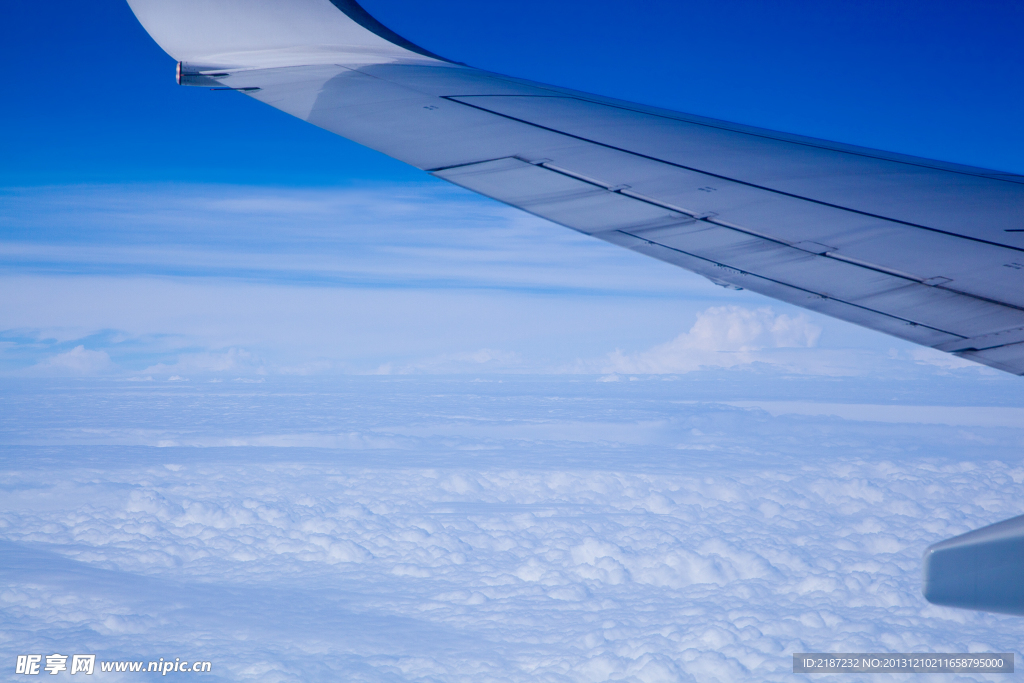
[924,514,1024,615]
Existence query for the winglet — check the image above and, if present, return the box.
[126,0,447,69]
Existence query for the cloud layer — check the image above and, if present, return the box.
[0,182,973,379]
[1,377,1023,681]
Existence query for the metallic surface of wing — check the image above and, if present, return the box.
[126,0,1024,375]
[923,514,1024,615]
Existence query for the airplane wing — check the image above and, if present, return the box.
[126,0,1024,375]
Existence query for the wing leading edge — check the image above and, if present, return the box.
[127,0,1024,374]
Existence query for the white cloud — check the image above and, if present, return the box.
[0,182,743,376]
[0,183,979,379]
[601,306,822,374]
[0,275,724,376]
[2,377,1023,680]
[27,345,114,376]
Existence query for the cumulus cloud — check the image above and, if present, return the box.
[27,345,114,375]
[602,306,821,374]
[2,378,1024,680]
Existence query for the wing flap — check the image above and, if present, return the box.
[622,238,963,347]
[435,154,1024,370]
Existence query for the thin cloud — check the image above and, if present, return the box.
[0,183,701,296]
[0,184,973,378]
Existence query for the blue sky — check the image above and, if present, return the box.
[5,0,1024,185]
[5,4,1024,678]
[3,0,1024,378]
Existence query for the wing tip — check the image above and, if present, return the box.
[126,0,449,68]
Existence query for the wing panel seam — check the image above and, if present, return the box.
[434,155,1024,317]
[441,96,1024,255]
[451,95,1023,184]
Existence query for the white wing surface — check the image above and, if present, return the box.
[128,0,1024,374]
